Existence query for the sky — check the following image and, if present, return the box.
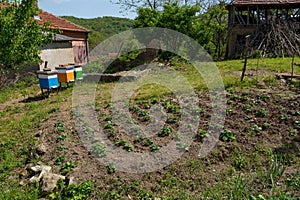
[38,0,137,19]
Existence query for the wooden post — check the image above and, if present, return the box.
[241,35,251,82]
[291,53,295,77]
[247,7,250,25]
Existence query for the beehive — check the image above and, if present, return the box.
[74,65,83,80]
[56,65,75,83]
[37,70,59,90]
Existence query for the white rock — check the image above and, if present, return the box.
[30,165,51,173]
[41,173,65,193]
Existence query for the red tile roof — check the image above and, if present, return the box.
[38,10,91,33]
[1,3,90,33]
[231,0,300,5]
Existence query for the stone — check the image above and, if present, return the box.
[30,165,51,173]
[66,176,75,186]
[29,165,52,183]
[41,173,65,193]
[36,144,47,155]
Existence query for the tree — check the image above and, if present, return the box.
[0,0,53,68]
[119,0,229,59]
[112,0,201,13]
[134,2,212,47]
[204,2,228,58]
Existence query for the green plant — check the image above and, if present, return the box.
[60,161,76,175]
[91,143,106,157]
[243,104,252,112]
[143,138,153,146]
[141,115,150,122]
[57,145,67,151]
[198,129,208,138]
[226,108,233,115]
[220,129,236,142]
[150,145,160,152]
[107,163,116,174]
[104,123,113,129]
[56,126,66,134]
[289,129,297,137]
[54,155,67,166]
[56,135,67,142]
[169,116,180,123]
[55,121,64,127]
[228,174,249,199]
[230,94,239,101]
[256,108,267,117]
[108,129,117,137]
[244,115,253,120]
[123,143,134,152]
[257,94,270,101]
[159,126,172,137]
[49,179,93,200]
[104,117,113,122]
[294,120,300,129]
[279,114,290,121]
[262,122,271,130]
[164,100,179,113]
[257,154,286,188]
[138,109,148,117]
[193,107,205,114]
[48,107,59,114]
[129,105,140,112]
[250,125,262,132]
[134,134,145,143]
[286,175,300,190]
[251,98,262,105]
[227,100,233,105]
[55,121,65,133]
[232,154,246,170]
[240,94,248,102]
[114,140,127,147]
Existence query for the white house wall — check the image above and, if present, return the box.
[39,42,74,70]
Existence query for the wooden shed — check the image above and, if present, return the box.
[226,0,300,58]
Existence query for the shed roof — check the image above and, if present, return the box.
[231,0,300,6]
[53,33,76,41]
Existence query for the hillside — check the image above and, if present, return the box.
[61,16,133,50]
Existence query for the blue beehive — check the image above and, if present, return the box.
[37,70,59,94]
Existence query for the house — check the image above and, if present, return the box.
[0,2,91,70]
[39,33,77,70]
[38,10,91,70]
[226,0,300,58]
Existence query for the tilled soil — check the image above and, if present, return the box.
[35,85,300,198]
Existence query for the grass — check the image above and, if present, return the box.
[0,77,74,199]
[0,57,299,199]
